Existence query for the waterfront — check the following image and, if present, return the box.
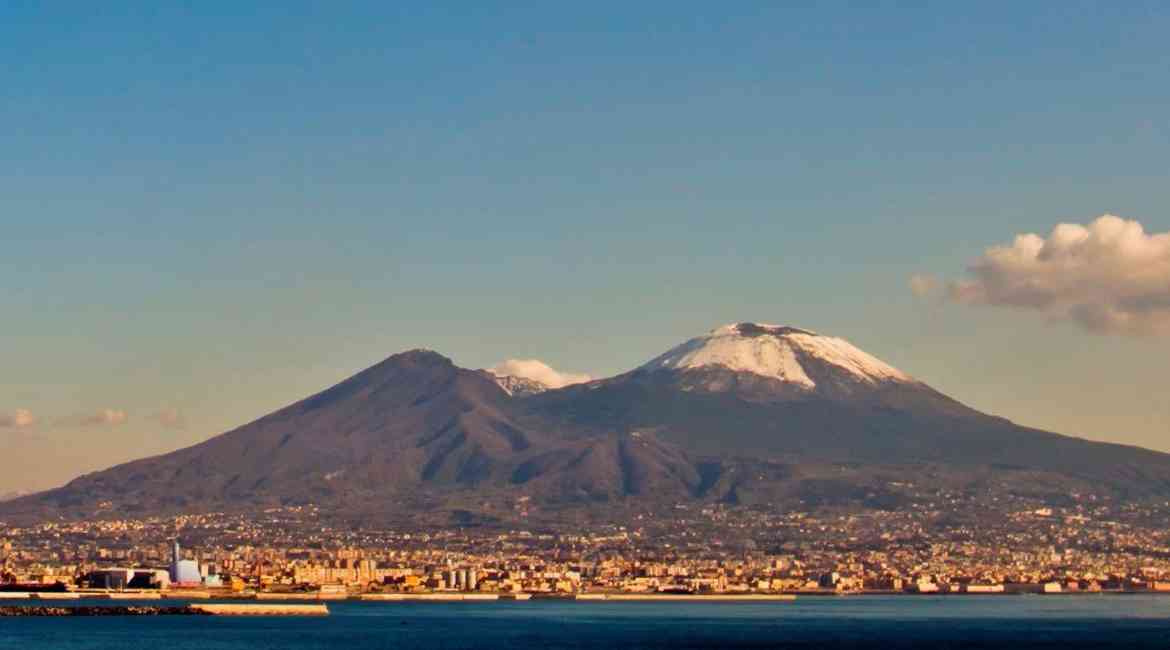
[2,596,1170,649]
[8,500,1170,599]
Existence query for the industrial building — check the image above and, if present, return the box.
[170,540,202,586]
[82,568,170,590]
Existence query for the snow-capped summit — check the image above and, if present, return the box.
[484,358,592,396]
[639,322,913,389]
[488,372,551,397]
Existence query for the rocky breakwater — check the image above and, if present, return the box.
[1,603,330,617]
[1,605,208,616]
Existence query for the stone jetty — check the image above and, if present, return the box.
[0,606,207,616]
[0,603,329,617]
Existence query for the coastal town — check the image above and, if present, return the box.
[5,491,1170,599]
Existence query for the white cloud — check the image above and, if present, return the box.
[79,409,129,427]
[942,214,1170,335]
[909,274,941,298]
[488,359,592,389]
[0,409,35,428]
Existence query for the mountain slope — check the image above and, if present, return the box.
[1,350,697,521]
[20,350,532,512]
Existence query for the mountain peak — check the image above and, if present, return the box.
[382,348,453,366]
[713,322,819,337]
[639,322,912,387]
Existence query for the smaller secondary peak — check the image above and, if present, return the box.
[485,372,550,397]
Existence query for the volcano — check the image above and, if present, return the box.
[5,323,1170,523]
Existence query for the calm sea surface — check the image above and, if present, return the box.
[3,595,1170,649]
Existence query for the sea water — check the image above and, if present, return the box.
[3,595,1170,649]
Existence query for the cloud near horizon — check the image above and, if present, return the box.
[488,359,592,389]
[79,408,129,427]
[0,409,36,428]
[919,215,1170,335]
[908,274,941,299]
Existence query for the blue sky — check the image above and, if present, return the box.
[3,2,1169,492]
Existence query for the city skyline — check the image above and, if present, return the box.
[5,2,1170,494]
